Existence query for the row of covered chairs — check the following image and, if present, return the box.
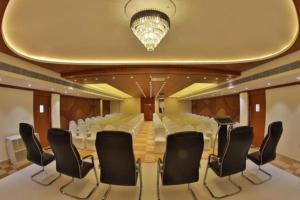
[69,114,144,150]
[19,121,283,199]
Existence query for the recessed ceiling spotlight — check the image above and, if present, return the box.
[226,78,230,81]
[130,76,134,79]
[297,76,300,80]
[74,79,77,82]
[215,77,219,80]
[228,85,234,89]
[112,76,116,80]
[68,87,74,90]
[95,77,98,81]
[267,82,271,86]
[186,76,190,79]
[84,78,87,81]
[203,77,207,80]
[28,84,32,87]
[167,76,170,79]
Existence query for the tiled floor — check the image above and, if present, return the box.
[1,121,300,179]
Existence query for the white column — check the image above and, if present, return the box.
[239,92,249,126]
[51,94,61,128]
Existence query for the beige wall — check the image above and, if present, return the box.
[164,98,191,115]
[110,101,121,113]
[120,98,141,114]
[266,84,300,161]
[0,87,34,162]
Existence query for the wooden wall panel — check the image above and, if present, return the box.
[192,94,240,122]
[60,95,100,129]
[141,98,155,121]
[102,100,110,116]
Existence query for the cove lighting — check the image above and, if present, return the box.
[87,83,131,99]
[170,83,217,98]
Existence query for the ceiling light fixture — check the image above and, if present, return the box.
[297,76,300,80]
[130,10,170,51]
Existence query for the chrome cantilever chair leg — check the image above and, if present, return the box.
[188,184,198,200]
[102,185,112,200]
[138,160,143,200]
[102,160,142,200]
[31,167,61,186]
[203,164,242,199]
[60,166,99,199]
[157,159,162,200]
[242,166,272,185]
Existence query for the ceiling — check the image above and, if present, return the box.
[0,0,300,98]
[2,0,298,65]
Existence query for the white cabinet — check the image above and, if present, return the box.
[6,134,27,164]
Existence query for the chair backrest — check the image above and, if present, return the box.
[19,123,43,165]
[162,132,204,185]
[96,131,137,186]
[259,121,283,164]
[48,128,83,178]
[220,126,253,177]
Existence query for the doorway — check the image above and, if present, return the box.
[143,104,153,121]
[141,98,154,121]
[248,90,266,147]
[34,91,51,147]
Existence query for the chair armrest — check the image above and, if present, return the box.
[82,155,95,164]
[136,158,142,172]
[208,154,219,162]
[157,158,163,173]
[43,146,51,151]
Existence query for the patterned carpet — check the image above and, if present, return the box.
[1,121,300,179]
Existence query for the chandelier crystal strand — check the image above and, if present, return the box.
[130,10,170,51]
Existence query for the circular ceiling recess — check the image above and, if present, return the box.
[2,0,299,65]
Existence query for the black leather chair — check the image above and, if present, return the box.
[96,131,142,200]
[242,121,283,185]
[19,123,60,185]
[48,128,99,199]
[157,132,204,200]
[203,126,253,199]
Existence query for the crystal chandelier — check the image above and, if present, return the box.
[130,10,170,51]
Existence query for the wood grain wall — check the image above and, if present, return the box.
[60,95,100,129]
[192,94,240,122]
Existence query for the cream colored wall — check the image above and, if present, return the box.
[164,98,191,115]
[266,84,300,161]
[239,92,249,126]
[51,94,60,128]
[120,98,141,114]
[0,87,34,162]
[110,101,121,113]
